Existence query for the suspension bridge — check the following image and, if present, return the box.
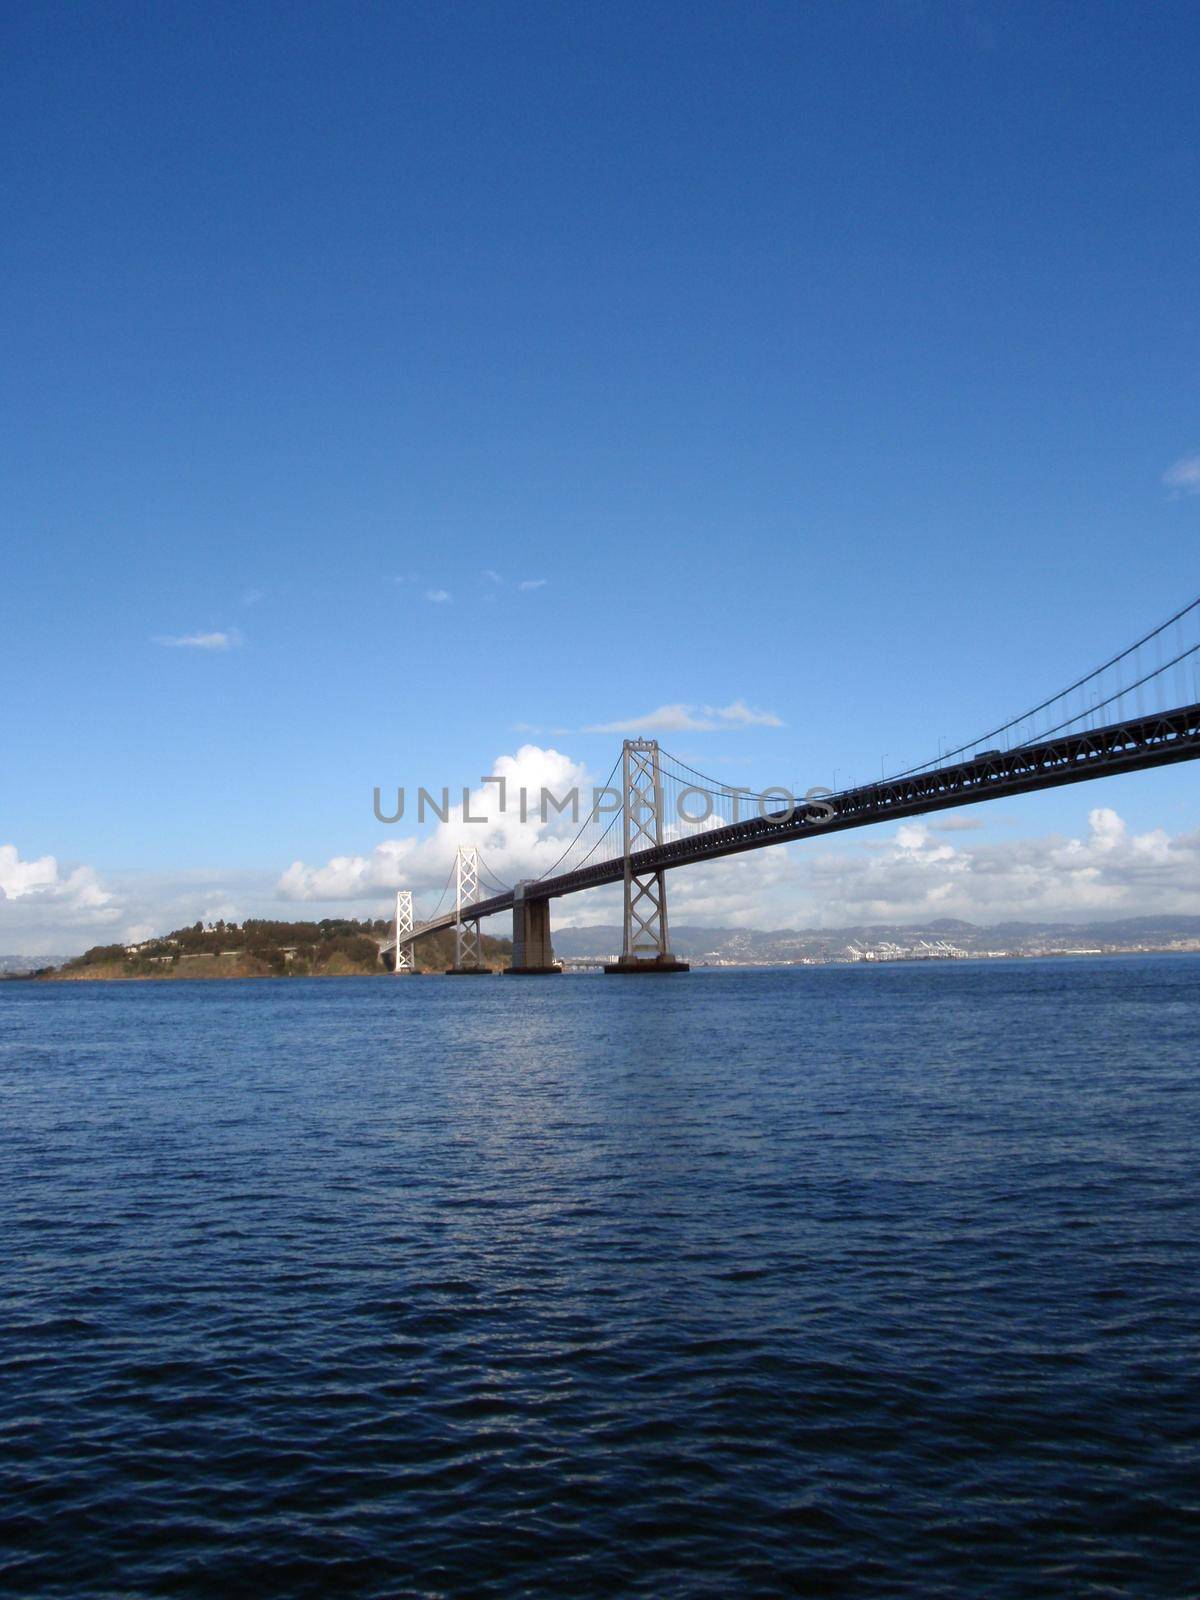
[384,596,1200,974]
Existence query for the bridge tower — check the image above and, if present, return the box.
[446,846,492,974]
[393,889,416,973]
[604,738,689,973]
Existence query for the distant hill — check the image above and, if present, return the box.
[0,953,66,978]
[47,918,513,980]
[550,917,1200,962]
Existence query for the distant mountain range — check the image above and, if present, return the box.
[6,915,1200,978]
[549,916,1200,963]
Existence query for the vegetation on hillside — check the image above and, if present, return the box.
[55,917,512,978]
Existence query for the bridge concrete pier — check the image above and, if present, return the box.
[506,882,561,974]
[603,953,690,974]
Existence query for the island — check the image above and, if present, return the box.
[44,919,513,979]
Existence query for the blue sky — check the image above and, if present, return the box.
[3,1,1199,950]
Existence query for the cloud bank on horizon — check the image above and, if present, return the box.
[5,744,1200,957]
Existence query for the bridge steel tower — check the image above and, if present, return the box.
[604,738,689,974]
[446,846,492,974]
[393,889,416,973]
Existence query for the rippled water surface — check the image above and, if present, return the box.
[3,960,1198,1597]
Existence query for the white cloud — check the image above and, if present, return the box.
[278,745,596,911]
[929,815,984,833]
[425,589,451,604]
[584,703,719,734]
[792,806,1193,925]
[153,630,240,650]
[481,572,545,592]
[0,849,285,959]
[550,804,1198,932]
[0,845,111,908]
[583,700,783,734]
[1163,455,1200,497]
[277,848,411,903]
[703,700,784,728]
[0,844,118,955]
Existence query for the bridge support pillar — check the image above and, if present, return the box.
[506,882,560,974]
[604,738,689,974]
[446,847,493,974]
[393,889,416,973]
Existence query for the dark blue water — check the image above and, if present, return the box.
[2,960,1198,1597]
